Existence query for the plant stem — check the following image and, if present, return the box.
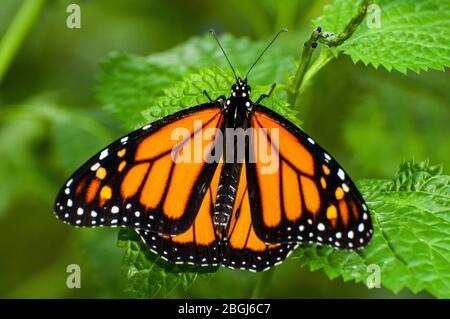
[288,0,371,107]
[0,0,47,84]
[300,50,334,93]
[250,268,275,299]
[288,27,322,107]
[319,0,371,47]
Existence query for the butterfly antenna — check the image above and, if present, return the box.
[245,28,288,80]
[209,29,238,81]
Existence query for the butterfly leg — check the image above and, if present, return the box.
[255,83,276,104]
[203,89,226,103]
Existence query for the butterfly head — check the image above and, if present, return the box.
[231,78,251,99]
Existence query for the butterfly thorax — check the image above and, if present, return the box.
[223,78,253,115]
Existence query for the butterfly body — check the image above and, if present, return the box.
[213,78,251,231]
[54,39,373,272]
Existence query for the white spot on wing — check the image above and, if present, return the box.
[358,223,365,232]
[342,183,350,193]
[90,162,100,171]
[99,149,109,160]
[337,168,345,180]
[307,137,315,144]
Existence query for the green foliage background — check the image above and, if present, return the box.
[0,0,448,298]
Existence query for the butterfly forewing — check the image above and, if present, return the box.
[54,103,224,235]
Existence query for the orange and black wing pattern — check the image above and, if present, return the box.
[54,103,224,236]
[138,161,223,266]
[246,104,373,249]
[221,162,297,272]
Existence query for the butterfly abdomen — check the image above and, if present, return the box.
[214,162,242,228]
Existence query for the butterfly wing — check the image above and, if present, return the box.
[246,104,373,249]
[221,161,297,272]
[54,103,225,236]
[137,161,223,266]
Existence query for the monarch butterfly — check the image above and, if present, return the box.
[54,29,373,272]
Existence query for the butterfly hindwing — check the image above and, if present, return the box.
[221,161,297,271]
[246,104,373,249]
[54,103,225,236]
[138,170,222,266]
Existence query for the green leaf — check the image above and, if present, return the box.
[315,0,450,73]
[292,159,450,298]
[97,33,295,129]
[117,228,216,298]
[142,67,300,127]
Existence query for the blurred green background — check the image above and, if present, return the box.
[0,0,448,298]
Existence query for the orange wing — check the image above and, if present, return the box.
[138,161,223,266]
[54,104,224,236]
[221,162,297,272]
[246,105,373,249]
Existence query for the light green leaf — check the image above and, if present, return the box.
[315,0,450,73]
[97,33,295,129]
[142,67,300,127]
[293,159,450,298]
